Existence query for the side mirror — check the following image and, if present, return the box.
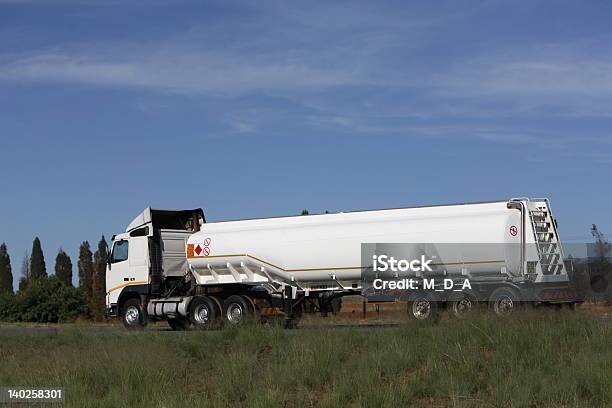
[107,250,112,270]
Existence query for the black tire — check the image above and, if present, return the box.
[448,293,476,319]
[222,295,252,325]
[122,298,147,330]
[168,316,192,331]
[407,294,440,322]
[242,295,257,315]
[489,287,521,317]
[209,296,223,319]
[188,296,218,329]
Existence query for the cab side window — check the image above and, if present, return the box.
[111,240,129,263]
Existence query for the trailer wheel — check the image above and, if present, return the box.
[489,287,520,317]
[449,293,476,319]
[222,295,252,325]
[188,296,218,329]
[408,294,439,322]
[122,299,147,330]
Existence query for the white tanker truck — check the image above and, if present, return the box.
[105,198,581,329]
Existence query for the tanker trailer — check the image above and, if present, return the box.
[105,198,581,329]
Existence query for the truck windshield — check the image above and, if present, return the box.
[111,240,129,263]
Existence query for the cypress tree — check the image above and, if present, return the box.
[19,251,31,292]
[55,249,73,286]
[30,237,47,280]
[91,236,109,321]
[78,241,94,307]
[0,243,13,294]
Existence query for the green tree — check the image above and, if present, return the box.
[91,236,108,320]
[78,241,94,309]
[0,292,19,321]
[0,243,13,294]
[18,251,30,292]
[0,275,85,323]
[55,249,73,286]
[30,237,47,280]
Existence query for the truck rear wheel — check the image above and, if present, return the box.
[222,295,252,325]
[188,296,218,329]
[209,296,223,318]
[242,295,257,315]
[122,299,147,330]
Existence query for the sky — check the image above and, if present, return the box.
[0,0,611,289]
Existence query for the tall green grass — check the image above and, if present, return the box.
[0,310,610,407]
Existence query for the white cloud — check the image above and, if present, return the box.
[441,59,612,97]
[2,0,612,141]
[0,51,357,94]
[0,2,461,94]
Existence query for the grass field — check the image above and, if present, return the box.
[1,309,611,407]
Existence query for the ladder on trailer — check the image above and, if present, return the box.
[527,199,567,275]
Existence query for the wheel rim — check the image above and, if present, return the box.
[494,296,514,316]
[453,297,473,317]
[194,304,210,324]
[412,299,431,320]
[125,306,140,325]
[226,303,244,324]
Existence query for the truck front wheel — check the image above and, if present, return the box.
[122,299,147,330]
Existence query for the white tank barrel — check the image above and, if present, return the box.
[186,200,554,290]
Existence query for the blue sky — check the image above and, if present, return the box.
[0,0,611,288]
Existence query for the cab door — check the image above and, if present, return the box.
[106,235,150,307]
[107,237,130,306]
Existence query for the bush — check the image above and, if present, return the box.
[0,292,19,321]
[0,276,85,323]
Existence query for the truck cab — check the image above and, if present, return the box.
[105,208,205,319]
